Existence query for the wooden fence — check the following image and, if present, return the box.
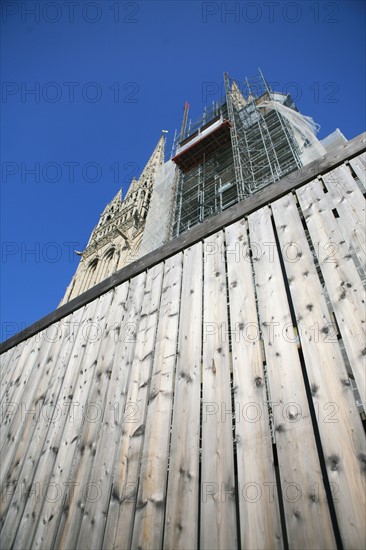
[1,136,365,549]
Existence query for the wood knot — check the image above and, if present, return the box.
[328,454,340,472]
[358,453,366,473]
[211,359,216,374]
[254,376,263,388]
[308,492,318,503]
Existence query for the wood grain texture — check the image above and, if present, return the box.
[297,180,366,407]
[200,230,238,550]
[101,271,147,550]
[102,264,164,550]
[0,345,21,404]
[163,243,203,550]
[47,286,128,550]
[322,164,365,270]
[12,293,113,550]
[131,253,183,550]
[248,206,335,549]
[272,193,366,548]
[349,152,366,189]
[0,309,85,535]
[225,219,283,549]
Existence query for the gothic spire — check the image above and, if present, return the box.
[102,188,122,214]
[126,132,166,196]
[231,81,247,110]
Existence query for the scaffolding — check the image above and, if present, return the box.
[171,71,303,237]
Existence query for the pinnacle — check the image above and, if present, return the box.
[139,132,166,180]
[126,132,166,196]
[231,81,247,110]
[101,188,122,214]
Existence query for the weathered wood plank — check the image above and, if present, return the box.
[0,321,65,488]
[0,338,37,418]
[64,280,133,550]
[248,206,335,549]
[0,296,108,549]
[163,243,202,550]
[322,164,365,270]
[0,345,19,403]
[34,284,129,550]
[1,342,28,429]
[1,133,364,355]
[100,271,147,550]
[14,292,113,550]
[0,308,85,536]
[200,230,238,550]
[102,263,164,550]
[131,253,183,550]
[225,219,283,549]
[272,193,366,548]
[349,152,366,189]
[297,180,366,407]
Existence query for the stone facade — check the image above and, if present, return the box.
[60,134,166,305]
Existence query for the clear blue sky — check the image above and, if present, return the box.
[1,0,365,341]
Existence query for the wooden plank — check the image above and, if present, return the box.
[61,279,133,550]
[297,180,366,407]
[12,292,113,550]
[102,263,164,550]
[0,341,26,407]
[0,320,65,488]
[322,164,365,270]
[200,230,238,550]
[349,152,366,189]
[1,133,365,355]
[225,219,283,549]
[248,206,335,549]
[0,295,108,549]
[0,345,18,403]
[34,283,129,550]
[0,308,85,534]
[98,271,147,550]
[272,193,366,548]
[0,335,42,449]
[131,253,183,550]
[163,243,202,550]
[0,338,36,412]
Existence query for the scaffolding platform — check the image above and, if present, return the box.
[172,118,232,172]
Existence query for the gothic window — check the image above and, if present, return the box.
[81,257,99,292]
[89,258,98,270]
[102,248,116,279]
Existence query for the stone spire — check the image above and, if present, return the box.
[59,133,167,306]
[126,133,166,197]
[231,81,247,110]
[101,188,122,216]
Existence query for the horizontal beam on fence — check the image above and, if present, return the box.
[1,132,365,354]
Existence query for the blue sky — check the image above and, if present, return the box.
[1,0,365,341]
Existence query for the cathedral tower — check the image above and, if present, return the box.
[60,133,166,305]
